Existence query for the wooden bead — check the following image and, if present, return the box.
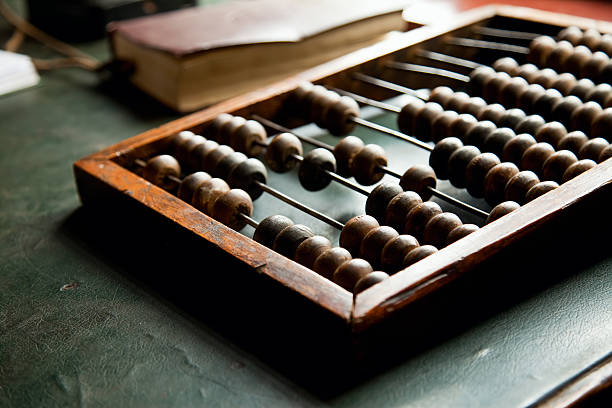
[581,52,608,82]
[428,86,454,107]
[302,84,327,116]
[600,62,612,86]
[218,116,246,145]
[562,159,597,182]
[298,148,336,191]
[580,28,602,49]
[333,259,373,292]
[143,154,181,191]
[463,97,488,118]
[265,133,302,173]
[532,68,557,89]
[483,127,515,158]
[402,245,438,268]
[227,158,268,199]
[193,140,219,170]
[532,88,563,119]
[499,76,529,107]
[591,108,612,141]
[498,108,527,130]
[550,96,582,126]
[192,177,230,214]
[326,95,359,135]
[484,162,519,205]
[557,27,582,45]
[570,101,602,133]
[517,84,545,113]
[525,181,558,202]
[397,99,425,134]
[210,189,253,230]
[598,33,612,54]
[569,78,595,101]
[542,150,578,183]
[465,153,500,198]
[399,165,437,200]
[360,226,399,268]
[445,91,470,112]
[385,191,423,232]
[449,114,478,140]
[493,57,519,75]
[291,82,314,106]
[502,134,537,165]
[578,137,609,161]
[516,63,540,83]
[534,121,567,147]
[477,103,505,124]
[365,183,403,223]
[177,135,206,167]
[485,201,520,224]
[340,215,379,257]
[468,66,496,96]
[333,136,364,177]
[313,247,351,280]
[551,72,577,96]
[212,151,247,179]
[529,36,556,65]
[599,145,612,162]
[380,235,419,273]
[586,84,612,106]
[177,171,211,203]
[272,224,314,259]
[231,120,267,156]
[354,272,389,294]
[350,144,387,185]
[429,137,463,179]
[404,202,442,240]
[520,142,555,177]
[564,45,592,76]
[504,170,540,204]
[446,224,479,245]
[558,130,588,154]
[431,110,459,143]
[448,145,481,188]
[253,215,293,248]
[170,131,194,153]
[547,40,574,72]
[202,144,234,173]
[423,212,462,249]
[206,113,233,142]
[515,115,546,135]
[414,102,444,141]
[482,71,511,102]
[294,235,332,270]
[465,120,496,148]
[310,90,340,127]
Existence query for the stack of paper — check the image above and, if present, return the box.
[0,50,40,96]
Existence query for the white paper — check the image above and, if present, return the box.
[0,50,40,96]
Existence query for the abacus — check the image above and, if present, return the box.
[74,6,612,338]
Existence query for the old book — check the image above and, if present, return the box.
[108,0,408,112]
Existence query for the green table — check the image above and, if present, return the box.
[1,2,611,407]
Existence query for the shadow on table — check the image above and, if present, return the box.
[58,188,612,401]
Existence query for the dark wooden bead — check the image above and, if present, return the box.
[465,120,496,148]
[528,36,557,65]
[463,97,488,117]
[431,110,459,143]
[558,130,589,154]
[265,133,302,173]
[493,57,519,75]
[547,40,574,72]
[218,116,247,145]
[213,151,247,179]
[400,165,437,200]
[253,215,293,248]
[205,113,233,142]
[177,171,211,203]
[312,247,351,280]
[423,212,462,249]
[385,191,423,232]
[534,121,567,148]
[227,158,268,199]
[586,84,612,106]
[483,127,516,158]
[569,78,595,101]
[504,170,539,204]
[446,224,479,245]
[333,259,373,292]
[177,134,206,167]
[143,154,181,191]
[210,188,253,230]
[397,99,425,135]
[192,177,230,214]
[469,66,496,96]
[542,150,578,183]
[477,103,505,124]
[516,63,540,82]
[598,33,612,54]
[450,113,478,140]
[550,96,583,126]
[484,162,520,205]
[272,224,315,259]
[231,120,267,156]
[193,140,219,170]
[301,84,327,116]
[366,183,403,223]
[500,77,529,107]
[570,101,602,133]
[428,86,454,108]
[580,28,602,49]
[291,82,314,107]
[333,136,364,177]
[599,145,612,162]
[298,148,336,191]
[404,202,443,240]
[582,52,608,83]
[295,235,332,270]
[448,145,481,188]
[202,144,234,173]
[402,245,438,268]
[350,144,387,185]
[520,142,555,177]
[360,226,399,268]
[414,102,444,141]
[482,71,511,102]
[551,72,577,96]
[502,133,537,164]
[517,84,546,114]
[310,90,340,126]
[326,95,360,135]
[564,45,592,76]
[600,62,612,85]
[562,159,597,182]
[498,108,527,130]
[591,108,612,141]
[485,201,520,224]
[525,181,559,202]
[380,235,419,273]
[170,131,194,155]
[465,153,501,198]
[515,115,546,135]
[532,68,558,89]
[445,91,470,112]
[340,215,379,257]
[532,88,563,119]
[578,137,609,161]
[354,272,389,294]
[557,27,582,45]
[429,137,463,179]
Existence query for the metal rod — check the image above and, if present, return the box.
[471,26,540,41]
[427,187,489,218]
[352,72,427,100]
[238,213,259,228]
[416,49,482,70]
[325,170,370,196]
[252,114,333,150]
[350,116,434,152]
[135,159,147,168]
[445,37,529,54]
[385,61,470,82]
[330,87,401,113]
[380,165,402,179]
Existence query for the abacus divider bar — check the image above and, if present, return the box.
[427,188,489,218]
[330,87,401,113]
[349,116,434,152]
[416,49,482,70]
[252,114,333,150]
[254,181,345,230]
[445,37,530,54]
[352,72,427,100]
[471,26,541,41]
[135,158,181,184]
[238,213,259,228]
[384,61,470,82]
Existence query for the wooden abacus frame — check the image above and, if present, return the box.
[74,5,612,335]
